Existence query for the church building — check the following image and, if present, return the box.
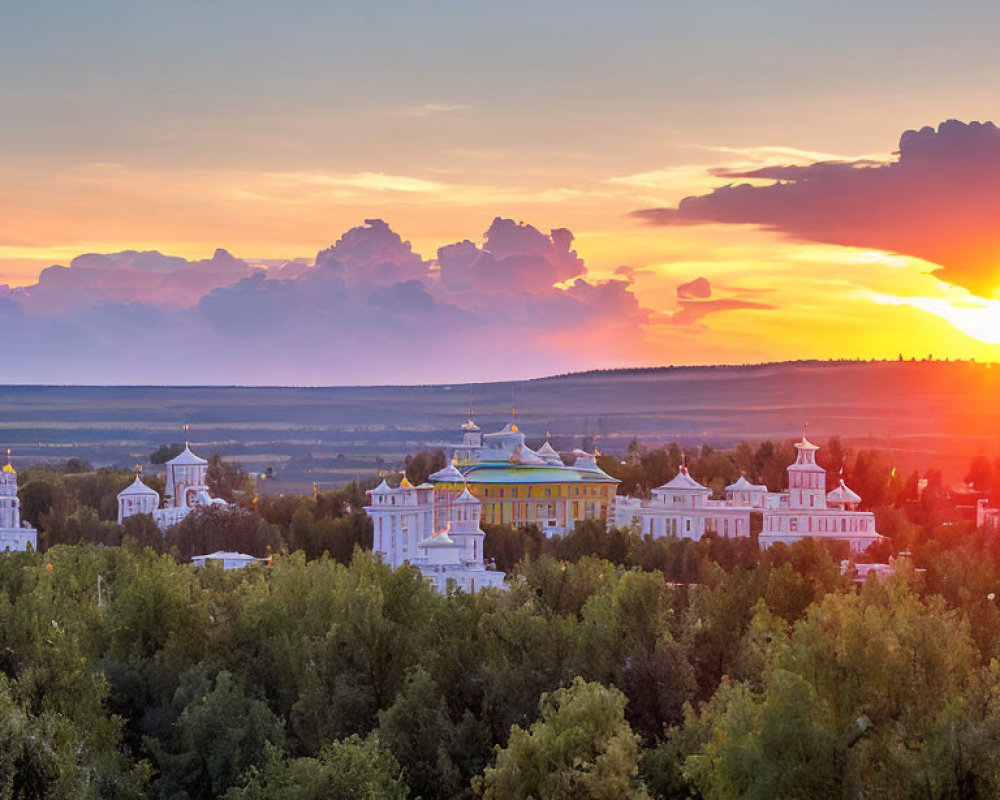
[118,443,228,530]
[0,453,37,552]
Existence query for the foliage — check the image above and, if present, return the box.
[225,735,409,800]
[475,677,649,800]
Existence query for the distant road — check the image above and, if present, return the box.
[0,360,996,490]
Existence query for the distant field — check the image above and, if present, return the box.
[0,360,997,492]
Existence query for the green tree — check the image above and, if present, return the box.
[150,669,285,800]
[149,443,184,464]
[376,667,463,800]
[226,735,409,800]
[475,677,650,800]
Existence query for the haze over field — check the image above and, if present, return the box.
[2,361,997,489]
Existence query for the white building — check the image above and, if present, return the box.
[191,551,266,570]
[118,445,228,531]
[759,436,882,553]
[611,435,884,553]
[978,499,1000,530]
[609,465,754,540]
[0,455,37,552]
[364,476,505,594]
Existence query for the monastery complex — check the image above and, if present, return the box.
[611,434,884,553]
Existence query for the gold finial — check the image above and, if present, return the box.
[313,482,319,497]
[183,423,190,447]
[134,464,142,479]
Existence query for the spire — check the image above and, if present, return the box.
[134,464,143,479]
[183,423,190,448]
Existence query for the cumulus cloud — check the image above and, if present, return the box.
[634,120,1000,298]
[1,218,658,384]
[13,248,260,312]
[437,217,585,295]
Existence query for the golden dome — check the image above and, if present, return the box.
[400,476,413,488]
[2,463,15,474]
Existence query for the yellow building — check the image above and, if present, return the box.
[429,419,618,536]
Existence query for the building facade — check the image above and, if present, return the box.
[611,436,883,553]
[978,499,1000,530]
[118,445,228,530]
[364,477,505,594]
[0,456,37,552]
[436,418,618,536]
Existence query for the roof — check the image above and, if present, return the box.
[656,467,711,493]
[462,463,618,485]
[400,476,413,489]
[192,551,262,561]
[827,479,862,504]
[118,476,160,498]
[510,444,546,465]
[428,463,466,483]
[419,524,460,547]
[368,479,393,495]
[1,463,14,474]
[535,441,562,464]
[454,487,479,504]
[461,418,480,432]
[725,475,767,492]
[484,423,519,437]
[795,435,820,451]
[167,446,208,466]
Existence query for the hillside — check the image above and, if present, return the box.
[0,360,996,491]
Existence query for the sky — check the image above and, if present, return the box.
[2,0,1000,384]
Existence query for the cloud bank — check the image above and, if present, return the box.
[635,120,1000,298]
[0,218,661,385]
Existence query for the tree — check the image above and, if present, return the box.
[376,667,463,800]
[165,505,282,560]
[225,735,409,800]
[404,449,447,486]
[149,443,184,464]
[475,677,650,800]
[150,669,285,800]
[684,672,843,800]
[207,454,252,503]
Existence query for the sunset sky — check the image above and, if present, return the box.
[3,0,1000,384]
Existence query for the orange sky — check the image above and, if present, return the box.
[3,1,1000,382]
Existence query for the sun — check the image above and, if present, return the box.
[900,296,1000,345]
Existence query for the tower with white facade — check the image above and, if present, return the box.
[0,452,37,552]
[365,478,504,594]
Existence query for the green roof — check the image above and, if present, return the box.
[460,462,618,485]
